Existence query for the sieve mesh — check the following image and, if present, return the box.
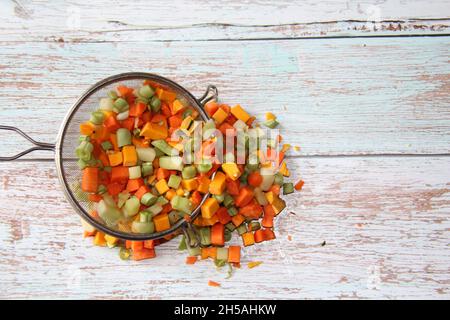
[55,73,215,241]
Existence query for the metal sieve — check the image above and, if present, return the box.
[0,72,218,244]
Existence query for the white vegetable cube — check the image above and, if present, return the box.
[136,147,156,162]
[128,166,141,179]
[233,119,248,131]
[99,98,114,111]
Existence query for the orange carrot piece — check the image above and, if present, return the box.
[110,166,129,183]
[208,280,221,287]
[216,207,232,224]
[88,193,103,203]
[131,241,144,251]
[211,223,225,246]
[144,240,156,249]
[231,214,245,227]
[132,248,156,261]
[81,167,99,193]
[226,179,240,196]
[239,202,263,219]
[228,246,241,263]
[134,185,150,200]
[247,171,263,187]
[295,180,305,191]
[234,186,254,207]
[186,256,198,265]
[126,178,144,193]
[156,167,170,180]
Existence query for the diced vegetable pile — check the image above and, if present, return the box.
[76,80,304,271]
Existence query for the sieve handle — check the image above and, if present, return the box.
[197,85,219,106]
[181,223,201,249]
[0,125,55,161]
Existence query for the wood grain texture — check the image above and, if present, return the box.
[0,157,449,299]
[1,0,450,42]
[0,37,449,159]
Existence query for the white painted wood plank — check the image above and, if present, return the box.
[0,37,449,159]
[1,1,449,41]
[0,157,448,299]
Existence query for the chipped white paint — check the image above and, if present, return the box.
[0,0,449,300]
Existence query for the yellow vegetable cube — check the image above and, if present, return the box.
[209,171,226,195]
[279,162,290,177]
[201,197,220,219]
[104,234,119,246]
[172,99,185,114]
[93,231,106,246]
[155,179,170,194]
[107,151,123,167]
[230,105,250,123]
[140,122,168,140]
[265,112,276,121]
[265,191,275,204]
[156,88,177,102]
[212,108,228,125]
[180,116,193,130]
[222,163,241,181]
[181,178,199,192]
[122,145,137,167]
[272,196,286,215]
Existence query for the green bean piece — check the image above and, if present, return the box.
[199,227,211,246]
[119,247,131,260]
[236,224,247,235]
[227,206,238,216]
[223,194,234,208]
[141,162,154,177]
[168,174,182,189]
[152,140,175,156]
[182,165,197,180]
[274,172,284,185]
[113,98,129,113]
[132,221,155,234]
[178,235,187,251]
[168,210,181,225]
[141,192,158,206]
[139,85,155,99]
[196,159,213,173]
[97,200,122,227]
[239,171,249,184]
[90,111,105,125]
[117,128,131,147]
[249,221,261,231]
[108,90,118,100]
[213,193,225,203]
[225,222,236,232]
[224,229,232,242]
[283,182,295,195]
[263,119,279,129]
[101,141,113,151]
[97,184,107,194]
[170,195,193,214]
[150,96,161,113]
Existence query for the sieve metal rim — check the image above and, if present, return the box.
[0,73,217,242]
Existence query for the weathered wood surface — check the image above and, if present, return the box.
[1,0,450,42]
[0,157,449,299]
[0,37,449,159]
[0,0,449,300]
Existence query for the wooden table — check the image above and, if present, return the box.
[0,1,449,300]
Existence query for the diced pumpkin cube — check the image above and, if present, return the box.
[122,145,137,167]
[212,108,228,125]
[265,191,275,204]
[93,231,106,246]
[242,232,255,247]
[153,213,171,232]
[172,99,185,114]
[197,177,211,194]
[221,163,241,181]
[156,88,177,102]
[181,178,199,192]
[104,234,119,246]
[279,162,290,177]
[107,151,123,167]
[80,121,95,135]
[155,179,170,195]
[209,171,226,195]
[272,196,286,215]
[230,105,250,123]
[140,122,168,140]
[201,197,219,219]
